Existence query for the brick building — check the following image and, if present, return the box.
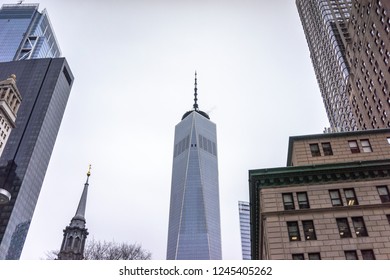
[296,0,390,132]
[249,128,390,260]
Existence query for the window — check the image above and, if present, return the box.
[302,220,317,240]
[344,188,359,205]
[361,139,373,152]
[297,192,310,209]
[308,253,321,260]
[377,186,390,202]
[310,144,321,156]
[282,193,295,210]
[329,190,343,206]
[287,221,301,241]
[348,140,360,153]
[352,217,368,237]
[361,249,375,260]
[387,214,390,224]
[387,137,390,144]
[292,253,304,260]
[336,218,352,238]
[345,250,358,260]
[322,142,333,155]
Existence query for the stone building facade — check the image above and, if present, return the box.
[249,129,390,260]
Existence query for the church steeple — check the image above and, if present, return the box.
[57,166,91,260]
[181,72,210,120]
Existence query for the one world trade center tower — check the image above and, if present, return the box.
[166,73,222,260]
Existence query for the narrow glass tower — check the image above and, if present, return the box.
[166,73,222,260]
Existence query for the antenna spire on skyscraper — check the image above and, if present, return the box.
[193,71,198,111]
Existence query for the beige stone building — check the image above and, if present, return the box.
[249,128,390,260]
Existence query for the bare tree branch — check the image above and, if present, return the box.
[46,239,151,260]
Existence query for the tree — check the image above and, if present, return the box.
[46,239,151,260]
[83,239,151,260]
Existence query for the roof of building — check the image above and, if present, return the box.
[286,128,390,166]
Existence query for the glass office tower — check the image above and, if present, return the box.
[0,3,60,62]
[0,58,73,259]
[166,75,222,260]
[238,201,251,260]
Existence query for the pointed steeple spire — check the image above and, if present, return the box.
[73,164,91,222]
[57,166,91,260]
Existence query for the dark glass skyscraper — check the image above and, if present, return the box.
[0,3,60,62]
[0,58,74,259]
[166,74,222,260]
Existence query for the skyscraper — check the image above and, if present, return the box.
[166,73,222,260]
[296,0,390,132]
[0,3,61,62]
[238,201,251,260]
[57,167,91,260]
[0,58,74,260]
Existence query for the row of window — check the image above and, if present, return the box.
[292,249,375,260]
[174,135,190,157]
[309,139,373,157]
[282,186,390,211]
[287,216,369,242]
[198,135,217,156]
[345,249,375,260]
[173,134,217,157]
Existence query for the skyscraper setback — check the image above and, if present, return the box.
[0,3,60,62]
[296,0,390,132]
[166,74,222,260]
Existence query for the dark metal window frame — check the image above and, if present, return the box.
[321,142,333,156]
[336,218,352,238]
[329,189,343,206]
[345,250,358,260]
[344,188,359,206]
[282,193,295,210]
[287,221,301,241]
[308,252,321,260]
[297,192,310,209]
[352,216,368,237]
[292,253,304,260]
[348,140,360,153]
[377,185,390,203]
[360,139,373,152]
[361,249,376,260]
[302,220,317,240]
[309,143,321,157]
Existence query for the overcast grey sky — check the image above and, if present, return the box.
[19,0,329,260]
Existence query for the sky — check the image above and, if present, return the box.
[19,0,329,260]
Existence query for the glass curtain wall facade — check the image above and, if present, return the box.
[0,3,61,62]
[296,0,354,132]
[166,110,222,260]
[0,58,73,259]
[238,201,251,260]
